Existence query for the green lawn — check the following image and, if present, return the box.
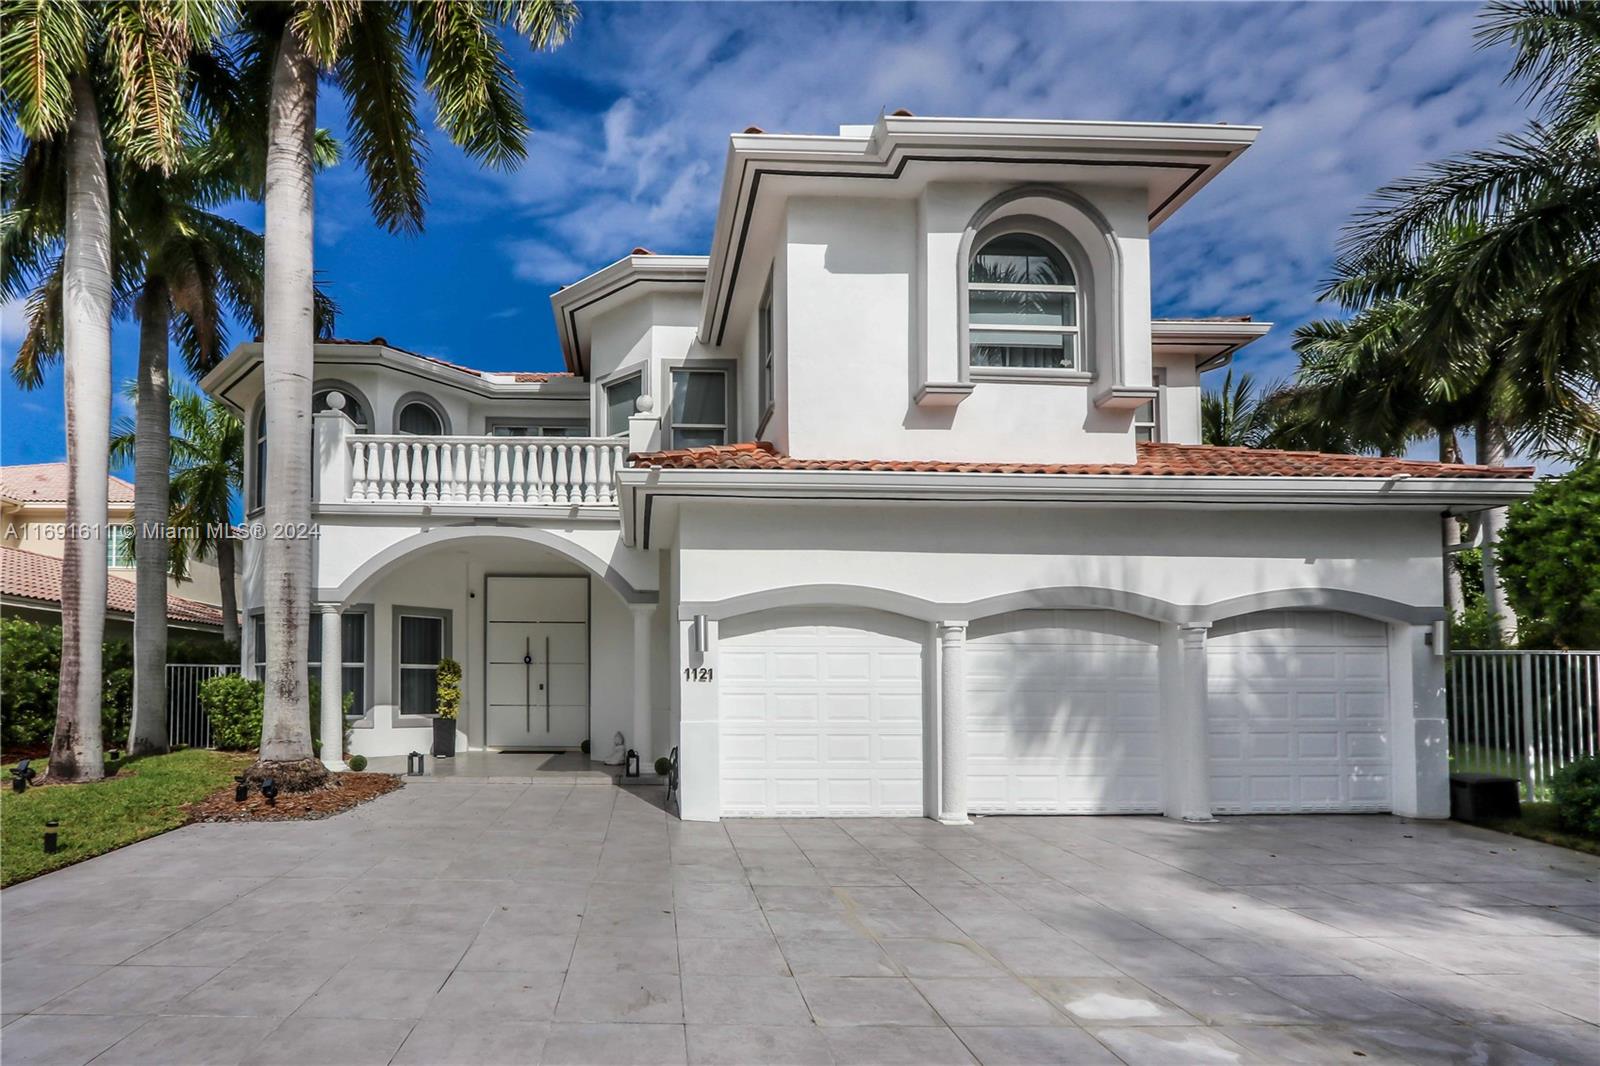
[0,749,252,887]
[1473,802,1600,857]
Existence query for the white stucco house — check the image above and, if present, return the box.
[201,114,1533,824]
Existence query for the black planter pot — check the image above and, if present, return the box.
[431,716,457,758]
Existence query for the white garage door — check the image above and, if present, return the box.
[1207,610,1391,813]
[720,608,924,817]
[967,610,1162,814]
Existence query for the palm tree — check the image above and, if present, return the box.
[1201,369,1272,449]
[113,387,245,648]
[1,0,227,781]
[240,1,578,787]
[1311,1,1600,641]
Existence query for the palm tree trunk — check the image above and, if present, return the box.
[216,534,240,649]
[128,278,172,757]
[1439,430,1463,621]
[254,23,324,786]
[51,77,112,783]
[1476,417,1518,645]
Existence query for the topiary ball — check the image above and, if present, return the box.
[655,756,672,777]
[348,754,368,772]
[580,738,591,754]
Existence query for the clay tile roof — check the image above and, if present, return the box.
[1,546,224,626]
[890,108,915,117]
[742,126,765,134]
[320,338,570,383]
[628,440,1534,479]
[631,247,654,256]
[0,463,135,505]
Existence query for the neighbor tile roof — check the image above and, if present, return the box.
[0,463,136,505]
[629,441,1534,479]
[321,338,571,383]
[1,546,225,626]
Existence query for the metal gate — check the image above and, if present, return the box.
[1447,651,1600,799]
[166,663,240,748]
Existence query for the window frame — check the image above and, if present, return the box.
[309,606,374,722]
[106,523,134,569]
[393,606,452,720]
[485,417,590,438]
[666,360,737,450]
[599,370,645,438]
[1133,367,1166,443]
[250,403,267,515]
[757,272,775,432]
[958,214,1095,386]
[393,393,450,436]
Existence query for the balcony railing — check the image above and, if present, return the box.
[345,435,628,507]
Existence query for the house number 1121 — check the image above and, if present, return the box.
[684,667,714,683]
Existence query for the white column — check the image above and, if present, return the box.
[676,614,720,821]
[318,603,347,770]
[1391,622,1449,818]
[628,395,660,454]
[937,621,971,825]
[1164,623,1214,822]
[630,604,655,768]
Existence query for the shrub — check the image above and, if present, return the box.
[348,754,368,771]
[308,678,356,757]
[436,658,462,720]
[0,618,135,751]
[654,756,672,777]
[1,618,60,749]
[1551,755,1600,839]
[199,674,263,750]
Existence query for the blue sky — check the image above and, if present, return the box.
[2,1,1535,473]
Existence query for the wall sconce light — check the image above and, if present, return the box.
[693,614,708,654]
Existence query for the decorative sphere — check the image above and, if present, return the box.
[635,395,655,414]
[324,390,346,411]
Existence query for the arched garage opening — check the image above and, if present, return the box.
[718,607,927,818]
[966,609,1163,814]
[1206,609,1392,813]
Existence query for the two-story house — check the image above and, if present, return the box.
[201,115,1532,824]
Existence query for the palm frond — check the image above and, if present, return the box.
[337,1,427,234]
[0,0,89,140]
[10,249,61,388]
[408,0,529,170]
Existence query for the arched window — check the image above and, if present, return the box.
[252,405,267,510]
[967,233,1080,371]
[396,399,444,436]
[314,387,367,429]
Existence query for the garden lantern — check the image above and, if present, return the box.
[408,751,426,776]
[625,749,640,778]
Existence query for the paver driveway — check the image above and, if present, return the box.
[2,781,1596,1065]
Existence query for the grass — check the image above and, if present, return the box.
[1475,802,1600,857]
[0,749,253,887]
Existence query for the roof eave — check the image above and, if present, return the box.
[552,255,710,376]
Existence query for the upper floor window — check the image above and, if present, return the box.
[314,387,367,429]
[670,368,731,449]
[604,373,642,437]
[488,420,587,438]
[107,524,133,568]
[252,407,267,511]
[1134,368,1165,442]
[758,275,775,424]
[396,400,443,436]
[968,233,1080,372]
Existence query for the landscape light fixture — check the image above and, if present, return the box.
[261,778,279,806]
[10,758,36,793]
[235,776,249,803]
[43,820,59,854]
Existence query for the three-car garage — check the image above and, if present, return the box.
[715,604,1393,820]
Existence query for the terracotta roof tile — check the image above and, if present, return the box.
[1,463,136,505]
[628,441,1533,479]
[1,546,225,626]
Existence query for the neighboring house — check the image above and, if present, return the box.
[0,463,231,640]
[201,115,1532,823]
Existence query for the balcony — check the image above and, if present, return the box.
[315,414,629,516]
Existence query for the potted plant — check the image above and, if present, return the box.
[432,658,462,758]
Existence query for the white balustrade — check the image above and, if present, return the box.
[345,435,629,508]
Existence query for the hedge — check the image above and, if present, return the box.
[0,618,132,751]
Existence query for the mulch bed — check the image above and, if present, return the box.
[185,772,402,822]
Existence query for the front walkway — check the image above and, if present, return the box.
[1,781,1595,1065]
[362,751,650,785]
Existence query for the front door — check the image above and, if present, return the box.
[486,576,588,748]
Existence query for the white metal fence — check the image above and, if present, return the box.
[166,663,239,749]
[1447,650,1600,799]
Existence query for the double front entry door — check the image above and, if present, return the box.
[486,576,589,748]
